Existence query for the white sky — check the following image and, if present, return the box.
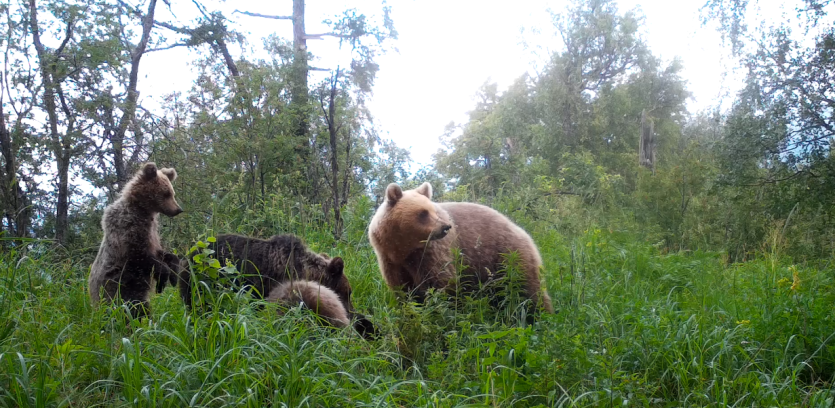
[140,0,756,168]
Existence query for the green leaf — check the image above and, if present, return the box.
[477,329,515,340]
[220,265,238,275]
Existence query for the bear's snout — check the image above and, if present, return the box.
[163,205,183,217]
[429,223,452,241]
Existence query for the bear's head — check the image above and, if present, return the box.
[125,162,183,217]
[308,254,377,339]
[373,182,452,251]
[307,255,355,312]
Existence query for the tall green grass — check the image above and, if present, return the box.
[1,201,834,407]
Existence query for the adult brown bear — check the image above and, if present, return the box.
[368,182,553,314]
[88,163,183,320]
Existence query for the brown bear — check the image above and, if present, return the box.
[368,182,554,313]
[88,162,183,320]
[267,280,350,329]
[179,234,376,338]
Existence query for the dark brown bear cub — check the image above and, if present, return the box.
[179,234,376,339]
[88,162,183,320]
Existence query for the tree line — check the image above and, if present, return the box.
[2,0,834,263]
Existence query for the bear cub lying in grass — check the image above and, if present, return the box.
[179,233,376,338]
[268,280,351,329]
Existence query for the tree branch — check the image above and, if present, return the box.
[146,42,189,52]
[55,20,74,56]
[213,37,239,77]
[319,93,330,128]
[191,0,211,19]
[233,10,292,20]
[305,33,351,40]
[153,19,190,35]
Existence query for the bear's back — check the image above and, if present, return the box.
[100,200,162,257]
[211,234,312,297]
[438,201,542,281]
[89,199,162,296]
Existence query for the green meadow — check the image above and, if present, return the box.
[2,197,833,407]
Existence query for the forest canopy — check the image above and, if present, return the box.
[1,0,833,261]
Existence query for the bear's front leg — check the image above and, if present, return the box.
[151,254,178,293]
[162,252,182,288]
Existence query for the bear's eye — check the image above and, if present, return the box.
[418,210,429,222]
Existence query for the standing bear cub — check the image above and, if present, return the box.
[179,234,376,338]
[88,162,183,320]
[368,182,553,313]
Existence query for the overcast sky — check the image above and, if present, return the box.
[140,0,752,168]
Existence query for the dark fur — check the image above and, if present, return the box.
[88,163,183,320]
[178,233,376,339]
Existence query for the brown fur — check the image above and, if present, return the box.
[88,162,183,319]
[368,182,554,313]
[268,280,350,328]
[179,234,377,338]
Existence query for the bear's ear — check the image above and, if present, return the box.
[385,183,402,205]
[415,182,433,199]
[160,168,177,182]
[141,162,158,180]
[327,257,344,277]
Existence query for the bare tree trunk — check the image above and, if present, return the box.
[1,55,35,238]
[292,0,308,130]
[0,99,25,237]
[321,69,342,239]
[328,72,341,240]
[29,0,74,244]
[341,134,352,208]
[214,37,239,78]
[292,0,311,167]
[113,0,157,191]
[639,109,656,173]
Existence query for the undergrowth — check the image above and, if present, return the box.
[1,203,835,407]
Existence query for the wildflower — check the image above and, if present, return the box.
[790,266,801,291]
[777,277,790,287]
[736,320,750,325]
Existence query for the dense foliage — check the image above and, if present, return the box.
[2,0,835,405]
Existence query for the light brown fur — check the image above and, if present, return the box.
[368,182,553,313]
[268,280,350,328]
[88,162,183,319]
